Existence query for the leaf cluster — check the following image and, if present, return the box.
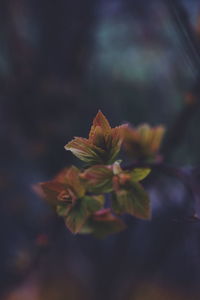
[37,111,165,238]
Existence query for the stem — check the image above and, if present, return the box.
[162,0,200,158]
[122,161,184,179]
[122,161,198,217]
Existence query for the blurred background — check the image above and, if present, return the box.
[1,0,200,299]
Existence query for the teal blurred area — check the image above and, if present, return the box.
[1,0,200,299]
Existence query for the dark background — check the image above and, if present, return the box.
[1,0,200,299]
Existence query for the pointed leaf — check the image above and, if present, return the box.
[122,124,165,161]
[65,111,125,165]
[39,181,64,206]
[106,125,126,163]
[37,166,85,210]
[149,126,165,152]
[64,166,85,198]
[112,182,151,220]
[80,209,126,238]
[64,200,90,233]
[89,110,111,142]
[57,202,72,217]
[138,124,152,145]
[81,165,113,193]
[64,195,105,233]
[89,125,106,149]
[65,137,106,164]
[130,168,151,182]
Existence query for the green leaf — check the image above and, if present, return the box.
[64,166,85,198]
[65,111,125,165]
[65,137,105,164]
[122,124,165,161]
[106,125,127,164]
[57,202,72,217]
[64,196,105,233]
[112,182,151,220]
[84,195,105,213]
[80,209,126,238]
[64,200,89,233]
[92,195,105,208]
[81,165,113,194]
[130,168,151,182]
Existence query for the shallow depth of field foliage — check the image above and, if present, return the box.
[38,111,165,237]
[2,0,200,299]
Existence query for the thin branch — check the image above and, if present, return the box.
[122,161,187,181]
[162,0,200,158]
[122,160,200,221]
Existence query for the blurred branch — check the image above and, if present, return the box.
[122,161,188,182]
[123,161,200,219]
[162,0,200,158]
[161,94,200,157]
[166,0,200,69]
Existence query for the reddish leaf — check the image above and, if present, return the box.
[89,110,111,140]
[65,111,126,165]
[36,166,86,207]
[39,181,65,206]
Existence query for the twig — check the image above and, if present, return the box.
[162,0,200,158]
[123,161,200,220]
[122,161,187,181]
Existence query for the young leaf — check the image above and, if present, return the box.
[80,165,113,194]
[64,196,105,233]
[80,209,126,238]
[38,181,64,207]
[57,202,72,217]
[130,168,151,182]
[64,200,89,233]
[37,166,85,207]
[90,110,111,138]
[65,137,106,164]
[112,182,151,220]
[62,166,85,198]
[122,124,165,161]
[65,110,126,165]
